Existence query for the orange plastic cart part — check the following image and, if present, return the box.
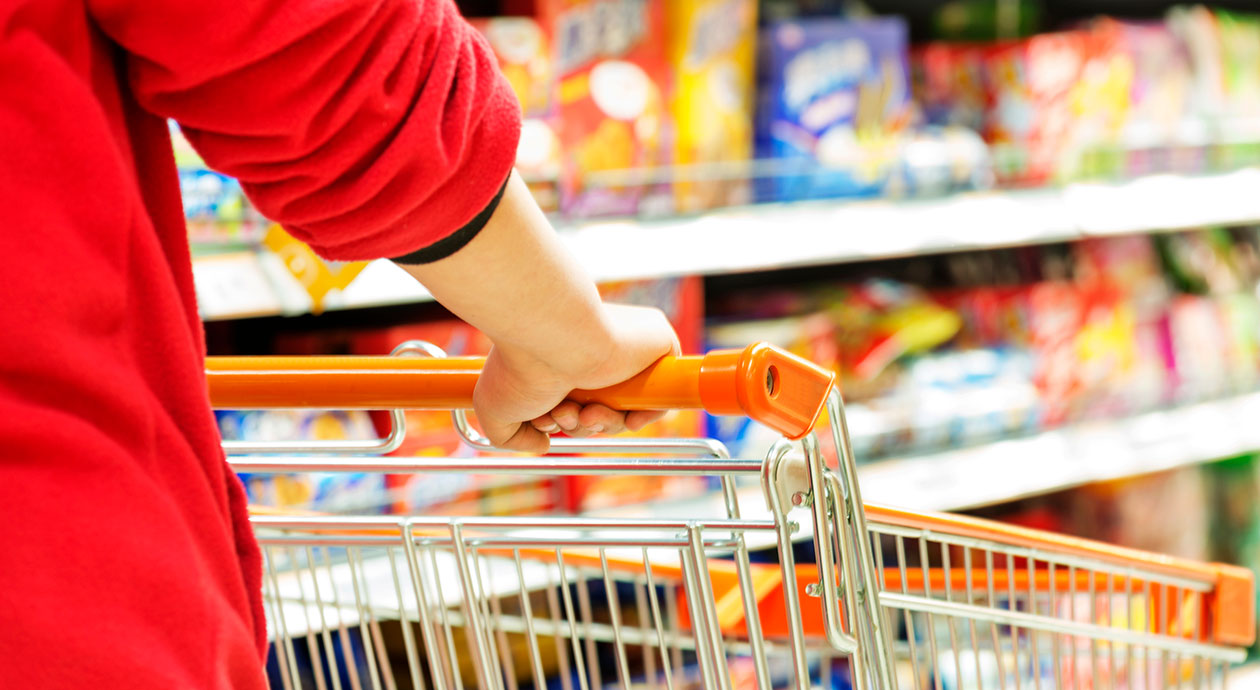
[208,342,835,440]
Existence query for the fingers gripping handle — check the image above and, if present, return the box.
[206,343,836,439]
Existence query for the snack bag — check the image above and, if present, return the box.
[667,0,758,213]
[535,0,672,218]
[755,17,912,202]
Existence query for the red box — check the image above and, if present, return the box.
[535,0,673,217]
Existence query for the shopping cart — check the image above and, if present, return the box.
[208,341,1256,690]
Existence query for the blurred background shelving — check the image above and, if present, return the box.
[188,0,1260,673]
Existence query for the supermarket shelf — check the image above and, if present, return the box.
[858,390,1260,511]
[195,168,1260,320]
[595,391,1260,529]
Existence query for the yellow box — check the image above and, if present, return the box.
[667,0,758,213]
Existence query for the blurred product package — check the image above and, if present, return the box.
[667,0,758,213]
[535,0,674,218]
[218,409,388,514]
[702,230,1260,461]
[979,30,1089,185]
[755,17,913,202]
[172,122,265,244]
[469,17,563,211]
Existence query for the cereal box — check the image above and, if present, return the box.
[982,31,1088,184]
[666,0,758,213]
[912,42,987,132]
[535,0,672,218]
[754,17,912,202]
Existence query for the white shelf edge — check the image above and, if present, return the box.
[196,168,1260,319]
[858,390,1260,511]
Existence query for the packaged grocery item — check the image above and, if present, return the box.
[913,42,987,132]
[982,31,1088,184]
[1092,19,1194,148]
[535,0,672,218]
[221,410,389,513]
[469,17,553,117]
[1066,467,1211,561]
[755,17,912,202]
[667,0,758,213]
[889,125,993,198]
[469,17,563,211]
[1214,10,1260,126]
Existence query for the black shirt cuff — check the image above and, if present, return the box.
[390,173,511,265]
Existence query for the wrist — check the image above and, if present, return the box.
[495,302,618,385]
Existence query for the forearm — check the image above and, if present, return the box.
[397,170,613,378]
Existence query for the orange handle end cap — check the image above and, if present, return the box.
[700,344,835,439]
[1213,564,1256,646]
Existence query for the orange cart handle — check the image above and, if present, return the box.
[207,342,836,440]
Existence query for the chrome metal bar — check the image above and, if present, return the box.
[265,546,303,690]
[453,408,732,459]
[480,554,517,690]
[425,544,465,690]
[599,549,633,690]
[687,524,733,690]
[231,455,764,475]
[678,548,719,690]
[826,389,898,689]
[253,514,776,533]
[920,537,944,690]
[450,524,498,690]
[574,569,602,690]
[718,475,771,690]
[896,535,924,689]
[1027,556,1042,690]
[633,577,657,690]
[318,547,363,690]
[1047,561,1060,690]
[345,548,386,690]
[353,548,397,690]
[964,548,984,690]
[643,552,676,690]
[511,550,547,690]
[223,408,407,456]
[387,547,426,690]
[399,532,442,690]
[942,543,964,690]
[986,549,1007,690]
[544,568,574,690]
[1008,555,1023,690]
[553,554,591,690]
[290,546,329,690]
[868,523,1214,593]
[761,442,827,689]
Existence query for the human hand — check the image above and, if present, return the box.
[472,304,680,452]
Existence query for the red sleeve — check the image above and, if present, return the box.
[88,0,521,261]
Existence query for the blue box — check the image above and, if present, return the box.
[755,17,911,202]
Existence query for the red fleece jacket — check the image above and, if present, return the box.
[0,0,520,686]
